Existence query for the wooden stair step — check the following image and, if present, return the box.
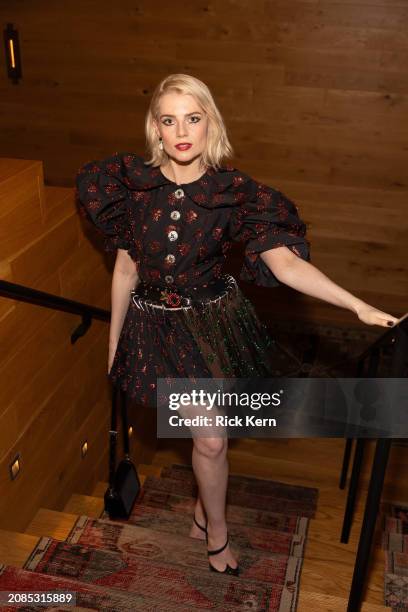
[0,528,386,610]
[25,508,78,541]
[138,463,163,478]
[0,529,40,568]
[299,554,385,605]
[63,494,104,517]
[298,590,389,612]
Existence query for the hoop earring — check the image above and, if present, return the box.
[158,137,163,151]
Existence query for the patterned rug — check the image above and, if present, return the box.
[0,563,189,612]
[383,502,408,610]
[0,463,318,611]
[135,475,317,519]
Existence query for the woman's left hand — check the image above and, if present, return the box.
[356,304,400,328]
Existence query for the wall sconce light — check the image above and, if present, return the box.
[4,23,22,84]
[81,440,88,458]
[9,453,21,480]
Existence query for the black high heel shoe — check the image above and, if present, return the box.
[193,513,208,535]
[206,531,240,576]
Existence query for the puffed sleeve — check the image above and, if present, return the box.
[229,176,311,287]
[75,152,139,254]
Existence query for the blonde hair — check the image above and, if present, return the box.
[144,73,233,170]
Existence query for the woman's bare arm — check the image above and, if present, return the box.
[260,246,399,328]
[108,249,139,372]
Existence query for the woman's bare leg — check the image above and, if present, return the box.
[191,436,238,571]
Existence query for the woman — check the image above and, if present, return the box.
[75,73,399,576]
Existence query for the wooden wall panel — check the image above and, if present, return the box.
[0,261,14,319]
[0,0,408,316]
[1,282,58,374]
[0,161,45,259]
[44,187,77,227]
[0,158,151,531]
[10,217,77,289]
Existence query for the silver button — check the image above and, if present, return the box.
[174,188,184,199]
[168,230,178,241]
[164,275,174,284]
[170,210,181,220]
[165,254,176,264]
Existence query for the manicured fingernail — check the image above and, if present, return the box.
[387,321,394,326]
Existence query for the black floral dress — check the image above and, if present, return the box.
[75,152,311,407]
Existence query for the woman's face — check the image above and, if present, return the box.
[153,92,208,165]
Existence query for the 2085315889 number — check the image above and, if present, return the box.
[0,591,76,606]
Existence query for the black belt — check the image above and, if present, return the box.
[130,274,237,311]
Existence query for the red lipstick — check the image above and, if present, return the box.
[175,143,192,151]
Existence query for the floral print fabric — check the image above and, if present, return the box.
[75,152,311,406]
[75,152,311,289]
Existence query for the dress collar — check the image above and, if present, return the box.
[121,153,251,210]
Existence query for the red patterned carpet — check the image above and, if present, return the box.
[383,502,408,610]
[0,463,318,611]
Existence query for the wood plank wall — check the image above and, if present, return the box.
[0,0,407,322]
[0,159,155,531]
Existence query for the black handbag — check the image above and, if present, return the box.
[104,384,140,519]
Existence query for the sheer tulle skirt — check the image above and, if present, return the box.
[108,275,275,407]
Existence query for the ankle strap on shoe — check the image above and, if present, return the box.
[193,515,207,532]
[208,535,229,556]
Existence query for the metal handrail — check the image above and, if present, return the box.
[0,279,110,343]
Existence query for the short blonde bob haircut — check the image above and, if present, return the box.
[144,73,233,170]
